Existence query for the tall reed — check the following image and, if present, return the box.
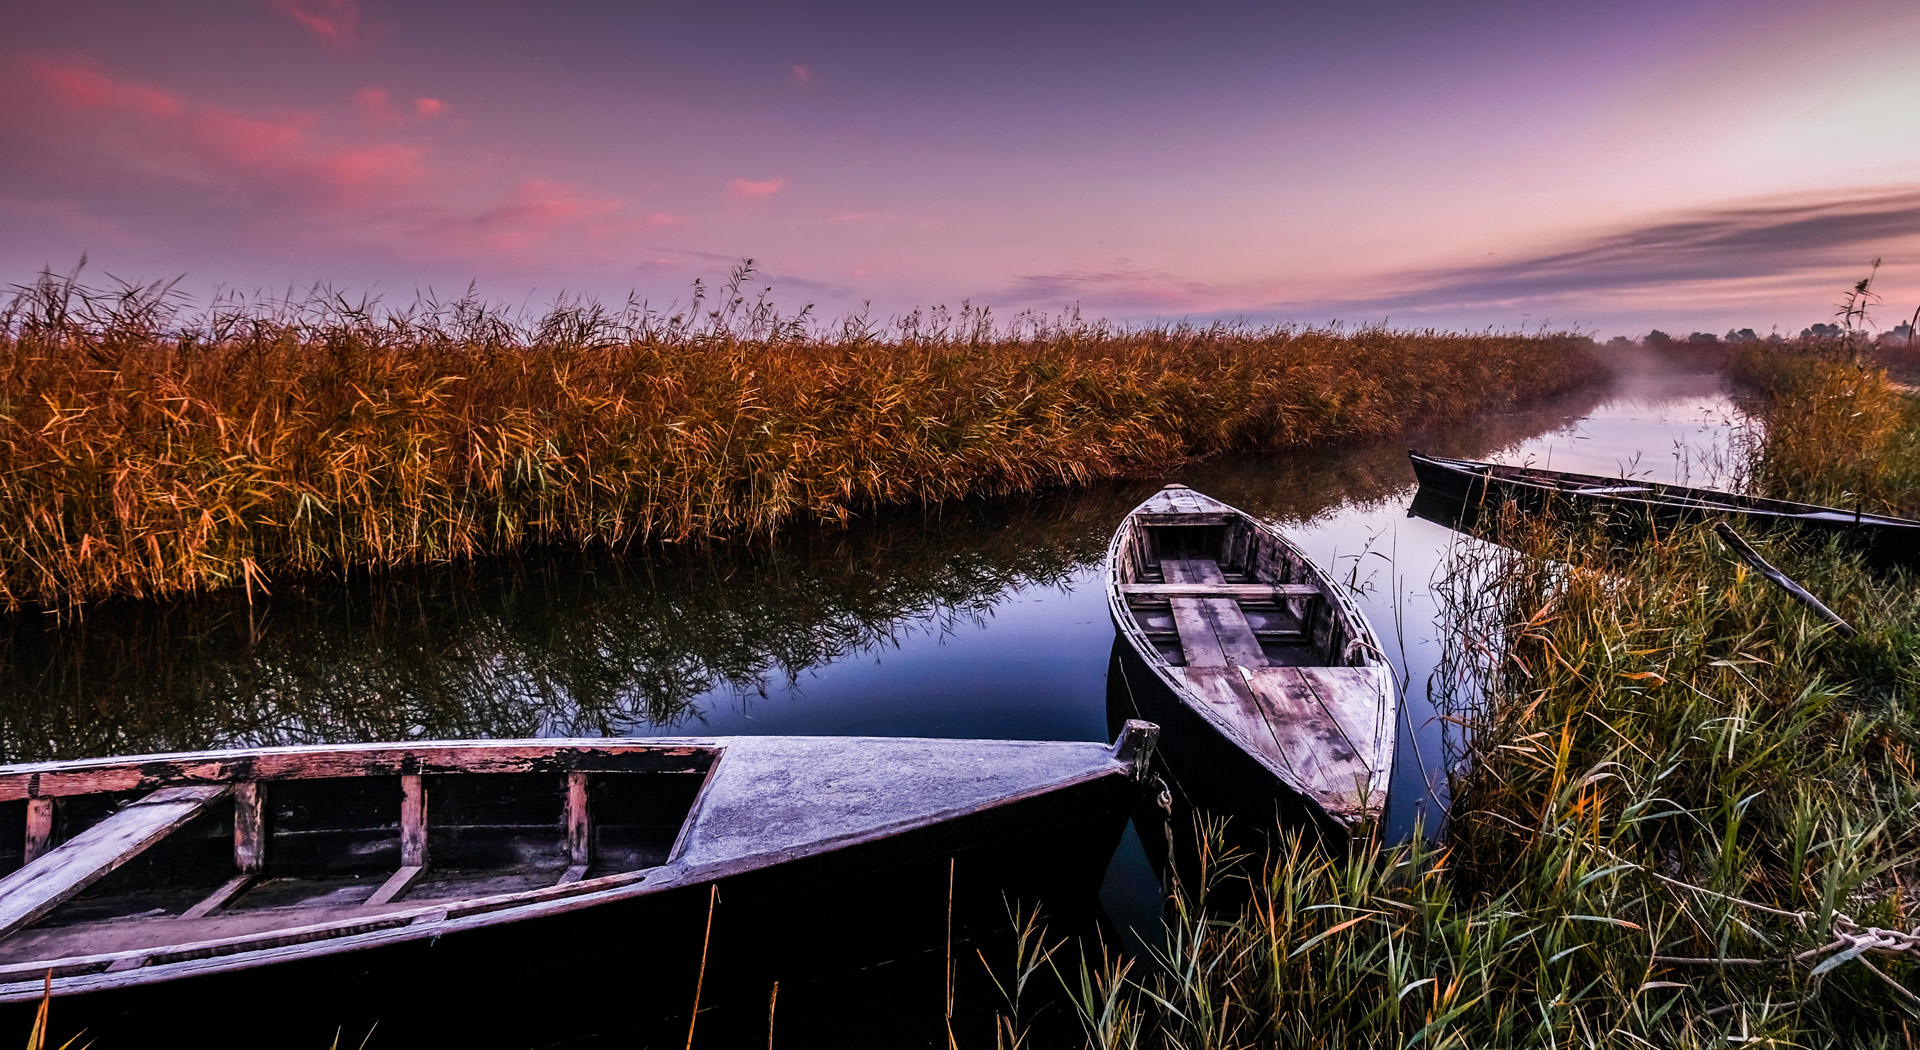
[1730,343,1920,517]
[0,267,1603,609]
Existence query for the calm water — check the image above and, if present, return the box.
[0,366,1742,1038]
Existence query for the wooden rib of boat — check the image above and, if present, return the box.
[1105,485,1395,835]
[1410,451,1920,566]
[0,727,1156,1033]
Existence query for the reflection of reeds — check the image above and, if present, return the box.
[0,267,1603,609]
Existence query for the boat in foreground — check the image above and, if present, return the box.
[0,728,1155,1037]
[1105,485,1395,836]
[1410,451,1920,566]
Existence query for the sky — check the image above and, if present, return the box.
[5,0,1920,338]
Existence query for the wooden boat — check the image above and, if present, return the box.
[0,728,1156,1038]
[1409,451,1920,566]
[1105,485,1395,835]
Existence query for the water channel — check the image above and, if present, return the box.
[0,364,1744,1043]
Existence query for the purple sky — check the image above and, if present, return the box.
[6,0,1920,337]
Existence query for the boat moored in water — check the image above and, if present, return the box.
[1105,485,1395,837]
[0,728,1156,1037]
[1409,451,1920,566]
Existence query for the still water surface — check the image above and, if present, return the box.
[0,367,1742,1026]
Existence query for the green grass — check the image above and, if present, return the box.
[0,266,1603,610]
[1038,348,1920,1048]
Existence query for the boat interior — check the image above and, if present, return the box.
[1113,491,1361,671]
[0,743,716,975]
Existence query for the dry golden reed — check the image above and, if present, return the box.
[0,267,1602,609]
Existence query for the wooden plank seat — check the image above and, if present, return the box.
[1122,582,1321,599]
[0,786,231,940]
[1161,557,1266,668]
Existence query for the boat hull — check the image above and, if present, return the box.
[0,767,1135,1043]
[1410,452,1920,567]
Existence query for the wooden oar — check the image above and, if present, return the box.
[1712,521,1856,639]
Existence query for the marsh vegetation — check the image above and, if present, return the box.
[0,265,1600,610]
[1051,348,1920,1048]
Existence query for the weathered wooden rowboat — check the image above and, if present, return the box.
[0,728,1156,1038]
[1410,451,1920,566]
[1105,485,1395,836]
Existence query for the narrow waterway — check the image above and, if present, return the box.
[0,364,1744,1040]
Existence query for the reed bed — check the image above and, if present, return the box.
[1040,351,1920,1047]
[1730,343,1920,518]
[0,267,1601,610]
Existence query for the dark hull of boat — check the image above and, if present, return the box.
[1,770,1135,1044]
[1107,639,1345,846]
[1410,452,1920,567]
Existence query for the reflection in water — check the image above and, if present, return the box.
[0,499,1115,761]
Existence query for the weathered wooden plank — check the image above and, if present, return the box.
[1162,558,1266,668]
[1165,558,1230,667]
[556,863,589,886]
[233,782,264,874]
[0,740,719,803]
[1168,669,1312,782]
[400,775,426,869]
[1239,668,1378,814]
[1295,666,1392,774]
[564,772,591,870]
[180,875,254,920]
[23,800,52,866]
[1167,599,1229,667]
[364,865,424,907]
[0,785,230,939]
[1123,583,1321,599]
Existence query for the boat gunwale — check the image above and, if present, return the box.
[0,738,731,802]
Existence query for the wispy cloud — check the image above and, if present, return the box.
[999,190,1920,325]
[999,266,1240,313]
[1352,187,1920,313]
[790,64,812,86]
[728,176,787,200]
[352,87,450,128]
[271,0,377,52]
[2,56,662,269]
[20,56,427,204]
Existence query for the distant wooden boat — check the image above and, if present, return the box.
[0,729,1156,1037]
[1409,451,1920,566]
[1105,485,1395,835]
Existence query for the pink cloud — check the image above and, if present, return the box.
[272,0,370,51]
[353,86,399,125]
[355,88,450,127]
[32,58,183,118]
[729,176,786,200]
[6,55,669,270]
[832,211,893,222]
[20,58,427,204]
[791,64,812,86]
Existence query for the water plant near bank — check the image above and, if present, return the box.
[1042,348,1920,1047]
[0,266,1602,610]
